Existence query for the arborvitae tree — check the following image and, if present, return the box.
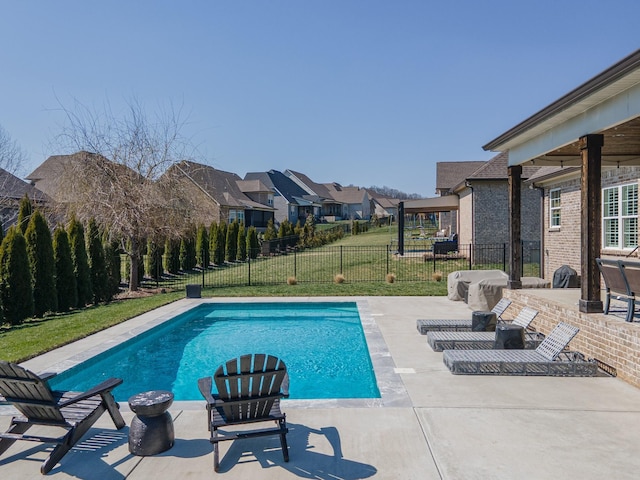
[86,219,108,303]
[25,210,57,316]
[17,194,33,234]
[68,217,92,307]
[196,224,210,268]
[208,222,218,265]
[163,238,180,274]
[263,218,277,241]
[237,223,247,261]
[179,236,197,271]
[53,226,77,311]
[216,222,227,265]
[247,226,259,259]
[103,239,121,300]
[303,214,316,247]
[0,227,34,324]
[145,239,163,281]
[225,221,238,262]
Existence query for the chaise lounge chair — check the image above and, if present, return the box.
[417,298,512,334]
[0,361,125,475]
[198,353,289,473]
[442,322,598,376]
[427,306,543,351]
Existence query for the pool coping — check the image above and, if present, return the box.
[3,296,411,413]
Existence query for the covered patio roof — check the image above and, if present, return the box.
[403,195,459,214]
[481,48,640,314]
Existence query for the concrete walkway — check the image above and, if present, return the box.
[2,296,640,479]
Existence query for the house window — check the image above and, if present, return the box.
[267,194,273,206]
[603,183,638,249]
[228,209,245,223]
[549,188,561,228]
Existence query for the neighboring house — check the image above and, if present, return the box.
[367,190,399,221]
[435,160,487,235]
[244,170,322,224]
[284,170,345,221]
[524,165,640,280]
[323,183,370,220]
[452,152,541,248]
[26,151,113,203]
[0,167,50,231]
[168,161,275,228]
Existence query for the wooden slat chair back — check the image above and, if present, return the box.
[534,322,579,362]
[0,361,125,474]
[214,354,286,424]
[0,362,65,425]
[198,354,289,472]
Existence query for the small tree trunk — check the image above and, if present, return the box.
[129,237,139,292]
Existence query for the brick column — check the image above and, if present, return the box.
[579,134,604,313]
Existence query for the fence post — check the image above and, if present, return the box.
[468,244,472,270]
[294,248,297,278]
[386,245,390,275]
[340,245,343,274]
[503,243,507,272]
[433,247,436,272]
[247,254,251,286]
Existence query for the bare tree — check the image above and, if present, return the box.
[55,99,203,291]
[0,124,27,174]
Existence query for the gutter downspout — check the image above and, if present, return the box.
[530,183,545,278]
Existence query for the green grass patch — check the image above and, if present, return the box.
[0,292,183,363]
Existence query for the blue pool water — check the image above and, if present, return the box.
[49,302,380,401]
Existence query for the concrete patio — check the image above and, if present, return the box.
[2,295,640,479]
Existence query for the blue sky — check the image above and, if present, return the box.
[1,1,638,197]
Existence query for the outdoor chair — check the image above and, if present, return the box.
[442,322,598,376]
[416,297,512,334]
[0,361,125,475]
[198,353,289,472]
[427,306,543,351]
[596,258,640,322]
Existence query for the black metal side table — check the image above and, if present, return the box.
[493,324,525,349]
[128,390,175,456]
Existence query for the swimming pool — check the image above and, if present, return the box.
[49,302,381,401]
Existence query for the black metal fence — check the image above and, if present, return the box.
[135,241,541,290]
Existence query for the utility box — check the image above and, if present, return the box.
[186,284,202,298]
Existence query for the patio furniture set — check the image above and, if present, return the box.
[596,258,640,322]
[417,296,599,377]
[0,353,290,475]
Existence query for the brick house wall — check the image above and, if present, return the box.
[540,166,640,280]
[504,289,640,388]
[453,181,542,262]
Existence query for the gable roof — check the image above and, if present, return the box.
[436,161,486,191]
[284,170,337,202]
[323,184,368,204]
[26,151,138,202]
[171,161,273,211]
[246,170,322,206]
[236,179,271,194]
[0,168,50,203]
[466,152,540,181]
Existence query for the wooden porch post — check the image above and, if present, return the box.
[508,165,522,289]
[579,134,604,313]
